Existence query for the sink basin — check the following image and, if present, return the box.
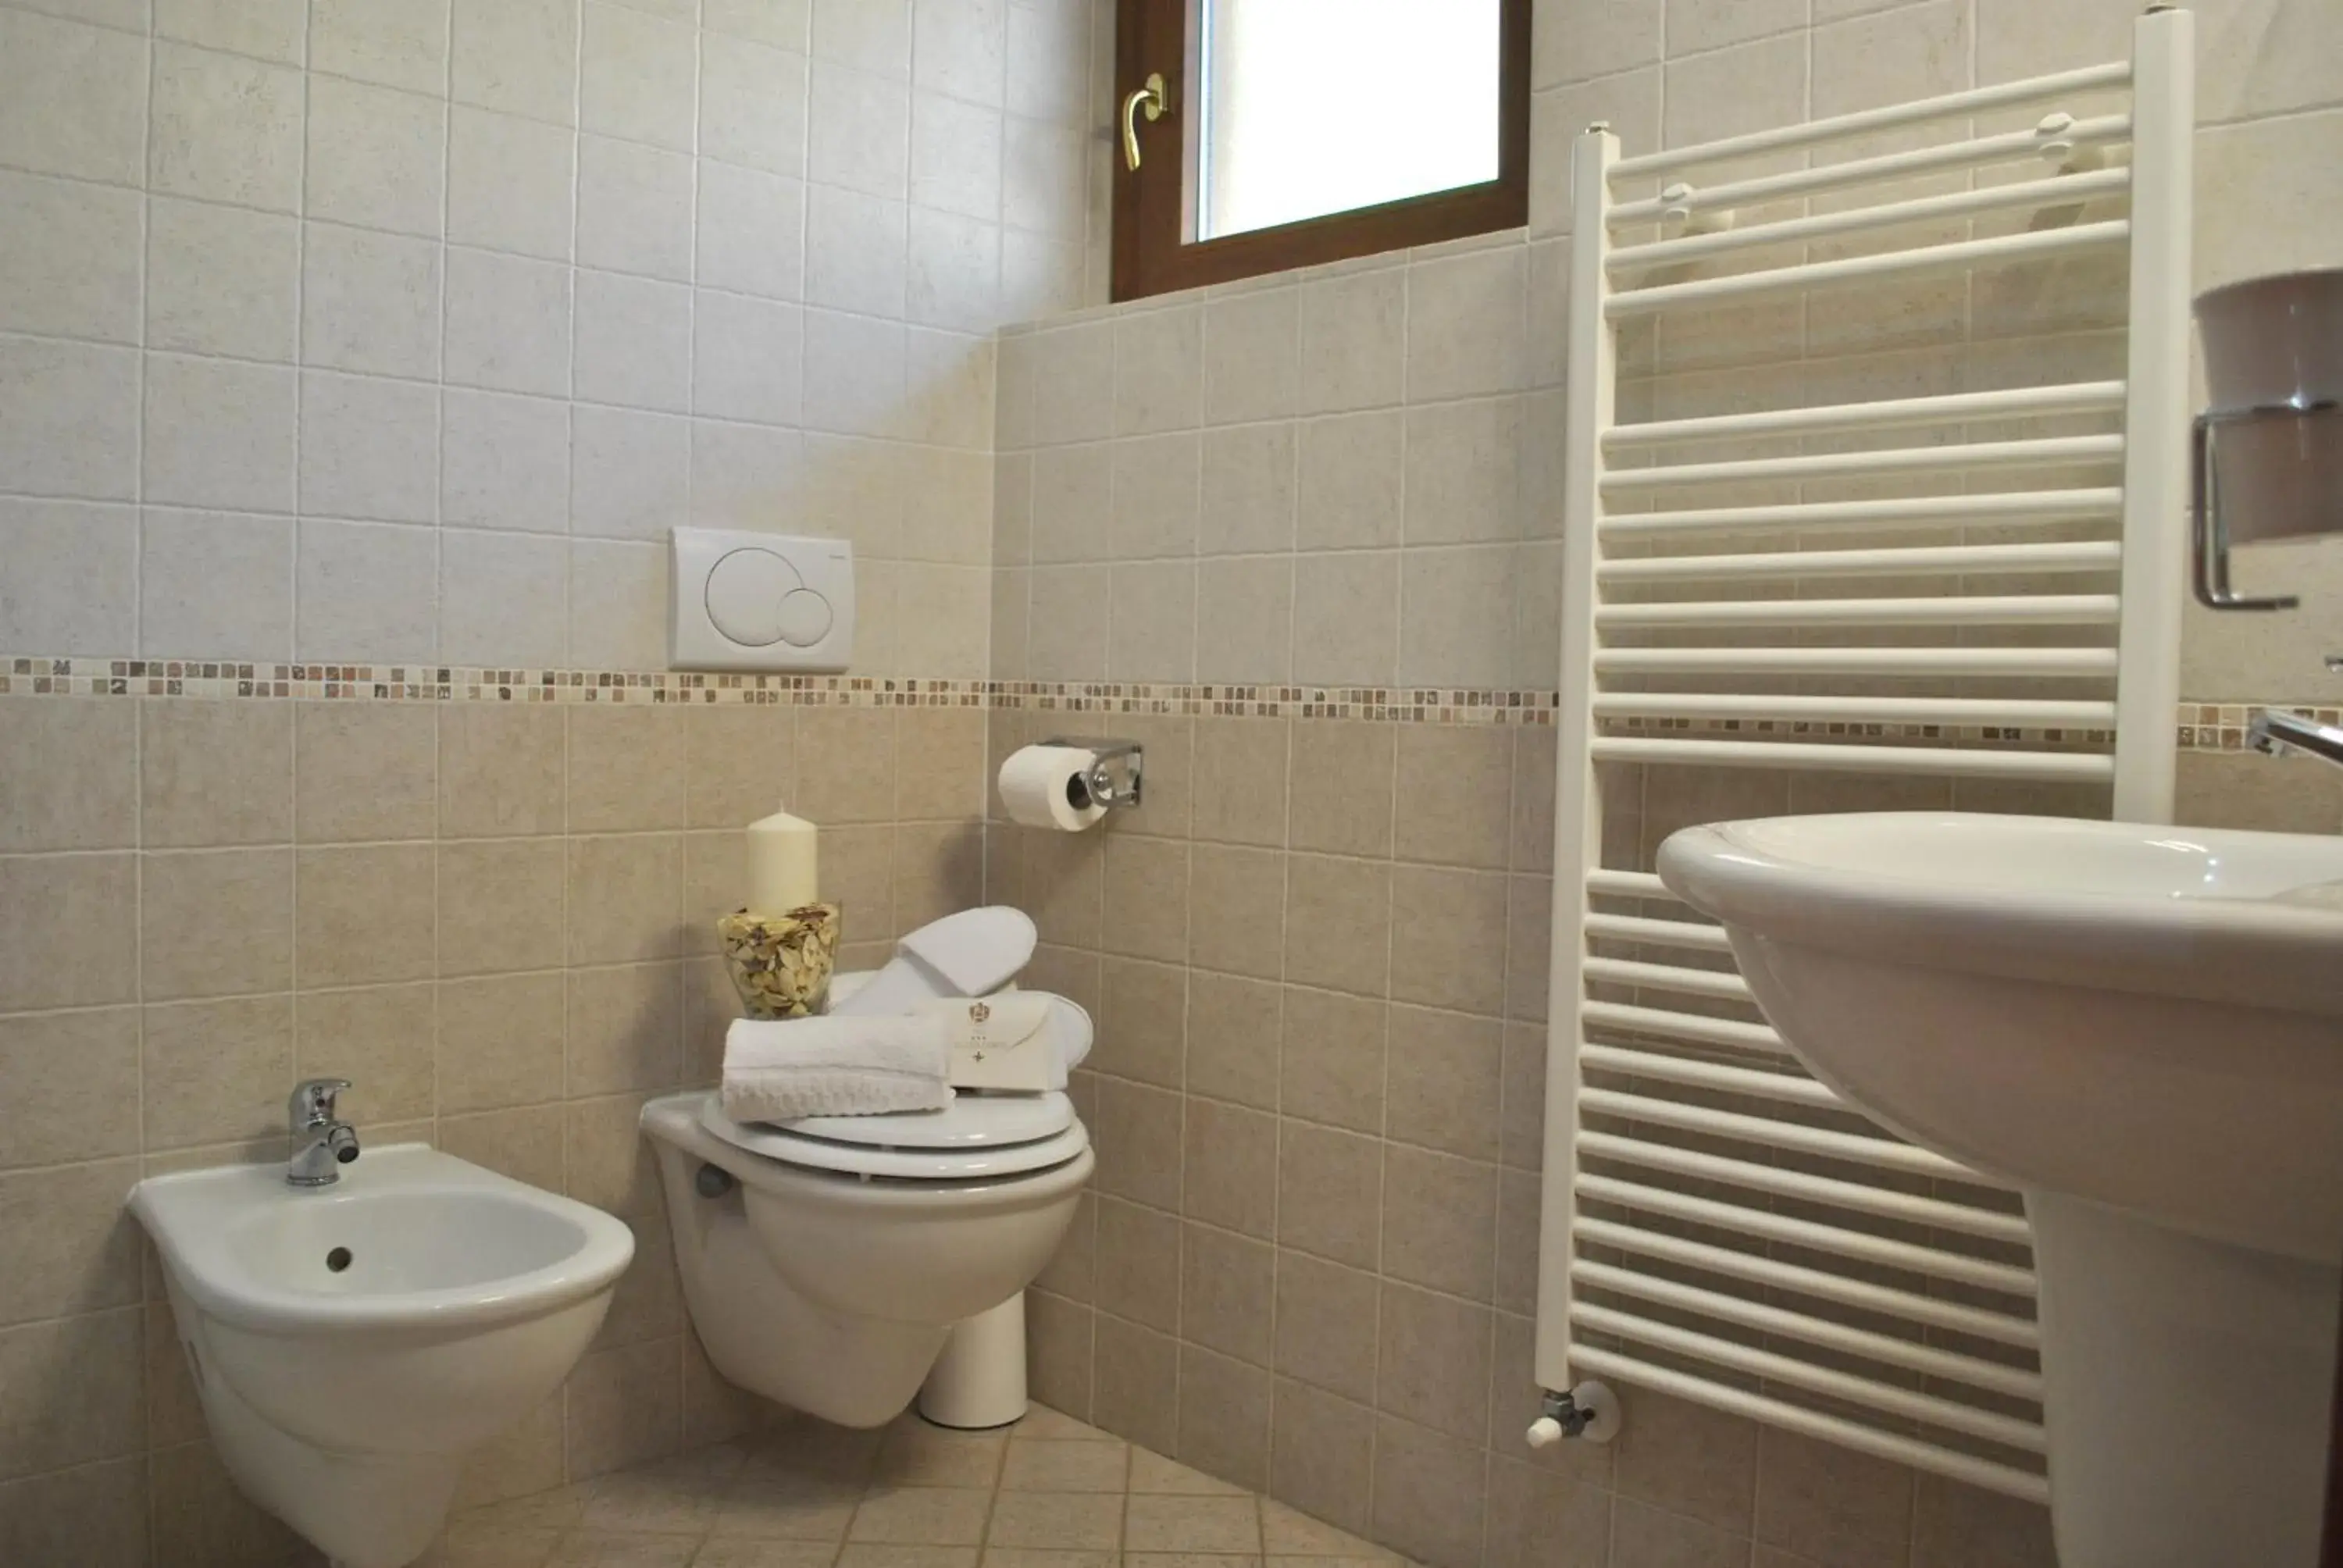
[133,1144,635,1568]
[1659,813,2343,1568]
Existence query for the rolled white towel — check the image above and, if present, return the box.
[722,1014,953,1123]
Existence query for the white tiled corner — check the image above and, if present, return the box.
[686,419,806,527]
[808,62,912,198]
[910,92,1004,220]
[914,0,1007,109]
[804,184,910,318]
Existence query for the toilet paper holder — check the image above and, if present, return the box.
[1043,736,1144,813]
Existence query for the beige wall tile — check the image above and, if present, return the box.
[295,981,437,1124]
[1096,956,1185,1089]
[1374,1282,1492,1445]
[1184,972,1278,1111]
[1172,1346,1272,1492]
[1910,1473,2056,1568]
[566,1092,663,1218]
[569,705,688,833]
[566,1337,683,1480]
[1386,865,1507,1017]
[0,1158,141,1326]
[297,843,436,986]
[1025,1291,1096,1420]
[1278,987,1385,1135]
[893,821,984,935]
[142,993,294,1150]
[439,705,566,839]
[566,960,686,1096]
[1185,844,1284,982]
[1191,720,1289,848]
[1091,1316,1178,1455]
[140,700,292,848]
[0,1006,138,1168]
[798,709,900,826]
[440,1103,566,1195]
[1612,1389,1758,1538]
[1178,1223,1271,1366]
[1180,1099,1275,1240]
[0,1451,147,1568]
[1101,833,1188,963]
[294,701,436,842]
[1093,1194,1182,1334]
[1753,1427,1913,1568]
[140,847,291,1001]
[1393,725,1514,871]
[1282,855,1389,998]
[0,700,135,851]
[1093,1080,1182,1213]
[1370,1415,1485,1568]
[1379,1145,1497,1301]
[1611,1499,1742,1568]
[568,833,686,964]
[1276,1121,1382,1271]
[1384,1005,1502,1161]
[1268,1380,1375,1538]
[439,836,567,976]
[1288,724,1395,859]
[1273,1251,1379,1406]
[896,709,988,821]
[685,706,797,831]
[438,971,567,1111]
[0,1306,143,1481]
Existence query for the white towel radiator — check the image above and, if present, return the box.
[1535,8,2194,1502]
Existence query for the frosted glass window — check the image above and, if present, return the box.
[1198,0,1503,241]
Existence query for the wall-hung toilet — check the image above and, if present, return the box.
[640,1089,1092,1427]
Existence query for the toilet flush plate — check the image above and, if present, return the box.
[670,528,855,672]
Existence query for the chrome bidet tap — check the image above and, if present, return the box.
[287,1078,361,1187]
[2248,708,2343,772]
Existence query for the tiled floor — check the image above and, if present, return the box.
[422,1405,1407,1568]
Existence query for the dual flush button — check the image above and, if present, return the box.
[670,528,855,672]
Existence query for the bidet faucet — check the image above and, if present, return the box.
[287,1078,361,1187]
[2248,709,2343,772]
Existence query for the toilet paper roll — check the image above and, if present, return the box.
[998,744,1110,832]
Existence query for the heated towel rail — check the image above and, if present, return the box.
[1535,8,2193,1502]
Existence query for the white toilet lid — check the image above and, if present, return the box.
[697,1092,1089,1181]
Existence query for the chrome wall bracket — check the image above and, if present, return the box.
[1041,736,1144,814]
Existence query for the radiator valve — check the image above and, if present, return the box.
[1526,1381,1622,1448]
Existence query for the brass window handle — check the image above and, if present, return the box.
[1122,72,1168,172]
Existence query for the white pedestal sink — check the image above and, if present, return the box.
[1657,813,2343,1568]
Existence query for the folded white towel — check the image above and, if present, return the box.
[721,1014,953,1122]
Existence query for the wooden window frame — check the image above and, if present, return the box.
[1111,0,1532,303]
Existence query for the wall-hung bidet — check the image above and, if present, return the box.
[640,1085,1092,1428]
[1659,814,2343,1568]
[130,1081,635,1568]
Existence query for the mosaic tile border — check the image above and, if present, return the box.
[0,659,2324,751]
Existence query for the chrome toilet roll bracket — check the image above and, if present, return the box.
[1041,737,1144,813]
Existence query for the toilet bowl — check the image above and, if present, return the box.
[640,1089,1093,1427]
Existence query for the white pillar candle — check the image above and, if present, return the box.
[746,802,819,912]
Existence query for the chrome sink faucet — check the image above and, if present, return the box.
[288,1078,361,1187]
[2248,709,2343,772]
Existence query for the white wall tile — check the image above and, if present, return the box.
[1199,424,1296,557]
[808,62,912,197]
[572,269,692,412]
[900,445,993,563]
[0,11,148,187]
[1398,545,1516,689]
[312,0,453,95]
[1109,433,1199,561]
[693,293,804,426]
[148,41,304,210]
[0,498,137,653]
[1403,398,1522,547]
[813,0,912,79]
[1203,287,1300,426]
[1001,116,1084,237]
[571,404,690,539]
[298,519,439,661]
[1029,319,1113,444]
[0,337,139,500]
[1194,555,1293,686]
[302,223,444,379]
[804,185,909,316]
[1114,306,1204,436]
[688,419,805,526]
[1297,412,1403,551]
[0,173,142,344]
[914,0,1005,108]
[452,0,581,126]
[298,372,441,524]
[145,198,300,361]
[1406,248,1527,402]
[696,163,806,300]
[1107,559,1195,683]
[568,537,669,667]
[440,528,569,664]
[701,39,812,176]
[798,432,904,555]
[443,390,572,533]
[1535,0,1660,87]
[1026,561,1107,682]
[801,309,906,437]
[576,135,697,281]
[1005,0,1087,123]
[893,560,989,674]
[155,0,307,64]
[306,76,449,238]
[1029,442,1110,563]
[706,0,811,49]
[911,93,1004,220]
[1292,550,1399,687]
[1667,0,1806,55]
[580,1,698,151]
[999,228,1085,323]
[140,507,296,658]
[1300,266,1407,415]
[1664,33,1806,148]
[143,353,300,513]
[448,107,579,262]
[444,248,574,395]
[903,326,992,448]
[907,208,1000,333]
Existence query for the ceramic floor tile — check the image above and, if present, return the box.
[1124,1495,1264,1555]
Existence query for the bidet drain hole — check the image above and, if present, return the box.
[326,1247,352,1273]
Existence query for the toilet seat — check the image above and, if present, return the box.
[697,1092,1088,1181]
